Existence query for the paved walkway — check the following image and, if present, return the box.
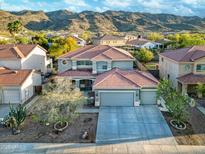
[96,106,176,145]
[0,143,205,154]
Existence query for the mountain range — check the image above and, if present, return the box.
[0,10,205,33]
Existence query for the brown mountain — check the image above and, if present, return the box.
[0,10,205,33]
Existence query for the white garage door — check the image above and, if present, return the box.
[140,90,157,105]
[3,90,20,104]
[100,92,134,106]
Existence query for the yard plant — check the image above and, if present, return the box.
[196,83,205,98]
[32,79,85,131]
[157,79,189,129]
[4,104,27,134]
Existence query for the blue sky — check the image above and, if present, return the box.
[1,0,205,17]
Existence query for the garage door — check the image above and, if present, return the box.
[140,90,157,105]
[3,90,20,104]
[100,92,134,106]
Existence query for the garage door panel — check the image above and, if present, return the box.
[140,91,156,105]
[100,92,134,106]
[3,90,20,104]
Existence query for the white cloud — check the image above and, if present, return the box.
[64,0,88,7]
[103,0,132,8]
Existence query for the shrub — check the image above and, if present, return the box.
[136,48,154,63]
[32,79,85,124]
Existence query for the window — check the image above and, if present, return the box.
[168,74,170,79]
[77,61,92,66]
[102,65,107,70]
[161,57,164,62]
[196,64,205,72]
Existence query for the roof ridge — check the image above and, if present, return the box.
[12,46,25,58]
[111,46,134,59]
[58,45,94,59]
[91,45,113,60]
[72,45,97,59]
[135,70,158,84]
[94,69,117,87]
[115,69,140,87]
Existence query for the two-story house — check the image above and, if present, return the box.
[0,44,51,74]
[58,45,158,107]
[159,45,205,95]
[0,44,51,104]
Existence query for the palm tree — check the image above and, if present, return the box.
[7,20,22,43]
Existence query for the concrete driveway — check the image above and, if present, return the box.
[96,106,177,145]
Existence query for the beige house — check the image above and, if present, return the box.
[159,45,205,95]
[93,35,127,46]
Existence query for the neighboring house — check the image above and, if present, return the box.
[159,45,205,95]
[126,38,161,49]
[57,45,159,106]
[0,67,41,104]
[0,44,51,74]
[93,35,127,46]
[0,35,11,41]
[71,35,86,46]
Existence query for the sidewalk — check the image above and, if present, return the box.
[0,142,205,154]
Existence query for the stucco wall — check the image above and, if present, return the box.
[21,47,47,74]
[112,61,133,70]
[58,59,72,73]
[159,56,179,88]
[21,72,35,103]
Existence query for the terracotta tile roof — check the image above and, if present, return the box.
[0,44,40,59]
[177,73,205,84]
[58,69,94,78]
[93,68,158,89]
[160,45,205,62]
[126,38,150,46]
[0,67,32,86]
[59,45,134,60]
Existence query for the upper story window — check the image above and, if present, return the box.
[102,65,107,70]
[77,61,92,66]
[196,64,205,72]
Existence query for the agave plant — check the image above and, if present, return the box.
[8,104,27,131]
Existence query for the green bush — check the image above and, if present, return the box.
[136,48,154,63]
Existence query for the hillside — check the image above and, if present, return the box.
[0,10,205,33]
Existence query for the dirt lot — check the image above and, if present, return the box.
[0,113,98,143]
[163,107,205,145]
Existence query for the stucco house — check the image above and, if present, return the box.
[159,45,205,95]
[71,35,86,46]
[57,45,158,106]
[93,35,127,47]
[126,38,161,49]
[0,67,41,104]
[0,44,52,75]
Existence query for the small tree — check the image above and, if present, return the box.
[136,48,154,63]
[157,79,175,101]
[7,20,22,43]
[33,79,85,126]
[196,83,205,98]
[166,92,189,124]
